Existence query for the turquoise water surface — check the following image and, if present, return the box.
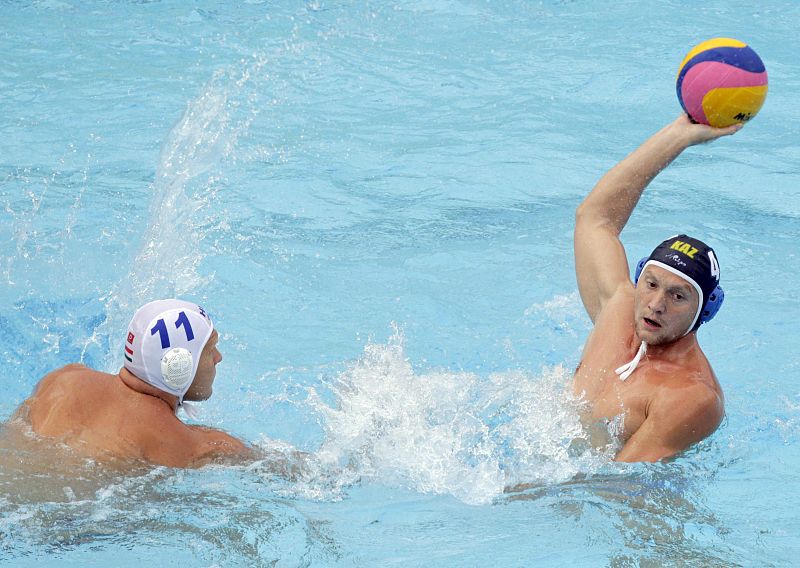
[1,1,799,566]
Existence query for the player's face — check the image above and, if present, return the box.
[184,330,222,401]
[634,265,699,345]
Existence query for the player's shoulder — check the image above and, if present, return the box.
[132,409,195,465]
[672,354,722,402]
[648,375,724,449]
[653,372,723,422]
[136,417,249,467]
[186,425,251,466]
[32,364,95,394]
[679,378,722,407]
[44,363,104,381]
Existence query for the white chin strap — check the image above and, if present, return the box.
[615,341,647,382]
[179,401,201,420]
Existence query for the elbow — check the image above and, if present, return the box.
[575,201,589,225]
[575,200,599,229]
[576,199,618,236]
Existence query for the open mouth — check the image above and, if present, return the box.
[643,317,662,329]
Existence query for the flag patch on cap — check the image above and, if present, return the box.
[125,332,135,362]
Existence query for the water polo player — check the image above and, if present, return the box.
[9,299,250,467]
[572,114,740,462]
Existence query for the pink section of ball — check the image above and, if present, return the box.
[680,61,768,124]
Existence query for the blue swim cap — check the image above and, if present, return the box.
[634,235,723,333]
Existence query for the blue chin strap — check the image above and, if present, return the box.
[634,257,724,326]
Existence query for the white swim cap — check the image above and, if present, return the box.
[123,299,214,402]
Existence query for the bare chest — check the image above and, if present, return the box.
[572,299,650,439]
[573,355,650,440]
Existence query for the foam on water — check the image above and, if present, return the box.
[303,327,617,505]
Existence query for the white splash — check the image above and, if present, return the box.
[306,328,617,505]
[522,291,590,337]
[522,292,584,319]
[86,63,264,370]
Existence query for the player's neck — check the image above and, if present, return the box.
[118,367,179,412]
[638,332,699,361]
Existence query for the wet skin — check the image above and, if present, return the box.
[572,115,733,461]
[7,329,250,468]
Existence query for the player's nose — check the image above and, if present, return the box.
[648,291,666,313]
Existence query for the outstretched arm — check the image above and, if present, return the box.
[141,421,254,468]
[187,427,255,467]
[574,115,740,321]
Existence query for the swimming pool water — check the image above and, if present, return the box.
[1,1,799,566]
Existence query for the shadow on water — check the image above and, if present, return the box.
[503,455,744,568]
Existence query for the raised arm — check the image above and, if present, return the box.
[574,115,740,321]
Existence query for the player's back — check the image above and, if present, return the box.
[22,365,165,461]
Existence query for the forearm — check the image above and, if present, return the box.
[578,120,691,236]
[614,438,674,463]
[578,114,740,235]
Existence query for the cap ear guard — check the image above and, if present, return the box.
[161,347,194,390]
[700,285,723,324]
[634,257,648,284]
[634,256,723,326]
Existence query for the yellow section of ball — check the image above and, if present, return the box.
[702,84,768,127]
